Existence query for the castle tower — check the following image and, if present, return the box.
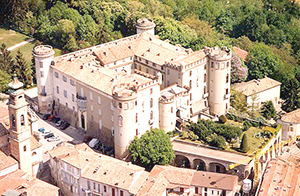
[112,84,138,159]
[8,76,32,175]
[136,18,156,35]
[33,45,55,114]
[206,46,232,116]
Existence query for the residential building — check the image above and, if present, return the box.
[233,76,281,109]
[34,18,232,158]
[278,109,300,141]
[0,169,59,196]
[49,142,239,196]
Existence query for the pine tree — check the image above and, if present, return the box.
[0,43,15,74]
[0,70,11,92]
[15,50,32,87]
[240,134,250,153]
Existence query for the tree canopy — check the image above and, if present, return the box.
[129,128,175,170]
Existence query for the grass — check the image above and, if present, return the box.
[242,127,267,154]
[0,28,29,48]
[0,28,62,65]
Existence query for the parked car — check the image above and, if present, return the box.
[52,117,61,123]
[55,120,64,127]
[47,135,60,142]
[44,133,54,139]
[38,127,45,133]
[42,114,51,120]
[47,115,55,121]
[60,122,70,130]
[41,130,51,136]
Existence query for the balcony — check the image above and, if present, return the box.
[77,94,87,111]
[203,93,209,99]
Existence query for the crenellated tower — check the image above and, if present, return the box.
[8,76,32,175]
[113,83,139,159]
[136,18,156,35]
[33,45,55,114]
[206,46,232,116]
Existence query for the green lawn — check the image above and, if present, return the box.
[0,28,29,48]
[242,127,267,154]
[0,28,62,65]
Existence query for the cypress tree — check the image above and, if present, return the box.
[15,50,33,87]
[240,134,250,153]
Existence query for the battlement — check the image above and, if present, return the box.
[112,83,138,100]
[33,45,54,57]
[136,18,156,29]
[205,46,232,61]
[160,85,189,103]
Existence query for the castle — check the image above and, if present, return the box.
[33,18,232,158]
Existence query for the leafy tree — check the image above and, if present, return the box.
[0,70,11,92]
[230,89,248,112]
[54,19,76,48]
[129,128,175,170]
[77,14,99,46]
[240,134,250,153]
[260,101,277,120]
[15,50,33,87]
[231,53,248,83]
[207,134,226,149]
[246,42,283,80]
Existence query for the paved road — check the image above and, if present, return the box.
[7,38,35,51]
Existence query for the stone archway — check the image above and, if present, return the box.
[209,162,226,173]
[174,155,191,168]
[193,159,206,171]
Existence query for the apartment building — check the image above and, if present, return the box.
[49,142,238,196]
[33,18,232,158]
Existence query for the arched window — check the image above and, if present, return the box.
[20,114,25,126]
[118,115,123,127]
[12,115,15,127]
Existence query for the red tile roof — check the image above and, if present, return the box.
[233,46,249,62]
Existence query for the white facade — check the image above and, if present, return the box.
[34,20,232,159]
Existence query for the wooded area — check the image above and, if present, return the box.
[0,0,300,111]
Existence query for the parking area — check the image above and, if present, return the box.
[37,116,86,161]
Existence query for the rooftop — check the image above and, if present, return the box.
[257,156,300,196]
[0,150,18,172]
[0,170,59,195]
[233,46,249,62]
[233,77,281,97]
[280,108,300,124]
[137,165,238,196]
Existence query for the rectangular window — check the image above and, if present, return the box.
[111,115,114,122]
[63,75,67,82]
[91,105,93,111]
[226,74,229,83]
[41,71,44,77]
[72,94,75,102]
[70,79,75,86]
[90,92,93,100]
[111,102,113,110]
[112,188,115,196]
[171,107,173,113]
[104,186,107,192]
[146,68,149,73]
[40,61,43,68]
[72,106,75,115]
[120,190,124,196]
[57,86,59,94]
[94,182,96,190]
[99,120,102,129]
[204,74,207,83]
[195,187,198,194]
[98,184,100,192]
[136,113,138,123]
[87,181,90,189]
[150,88,153,95]
[189,70,192,77]
[66,102,68,109]
[98,109,102,116]
[167,69,170,75]
[98,96,101,104]
[23,145,26,151]
[178,73,181,79]
[55,72,59,78]
[136,129,139,136]
[180,188,184,193]
[64,90,67,98]
[226,88,229,94]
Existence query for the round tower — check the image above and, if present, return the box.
[159,97,176,133]
[206,46,232,116]
[33,45,55,114]
[113,84,138,159]
[136,18,156,35]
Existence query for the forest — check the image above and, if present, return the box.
[0,0,300,111]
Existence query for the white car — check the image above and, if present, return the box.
[41,130,51,136]
[47,135,60,142]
